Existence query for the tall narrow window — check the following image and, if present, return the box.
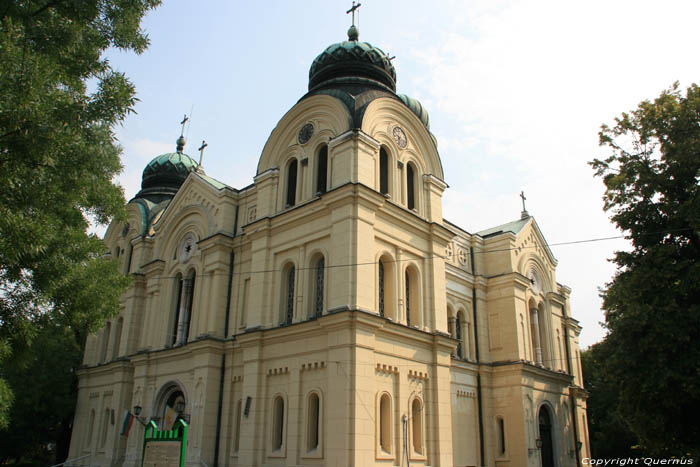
[314,258,325,317]
[272,396,285,451]
[100,408,109,448]
[285,266,295,325]
[497,417,506,455]
[405,270,411,326]
[171,274,183,346]
[406,163,416,210]
[456,312,463,358]
[307,392,320,452]
[316,145,328,194]
[379,394,391,453]
[100,322,111,363]
[378,261,385,317]
[380,147,389,195]
[411,398,424,455]
[234,400,242,452]
[176,272,196,344]
[112,317,123,359]
[286,159,298,207]
[86,409,95,449]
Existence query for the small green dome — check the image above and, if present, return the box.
[135,151,199,201]
[398,94,430,130]
[309,28,396,92]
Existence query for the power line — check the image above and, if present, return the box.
[126,227,693,280]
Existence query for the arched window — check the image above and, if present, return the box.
[100,322,111,363]
[316,145,328,194]
[497,416,506,455]
[171,273,183,346]
[456,311,464,358]
[530,303,543,365]
[272,396,285,451]
[286,159,298,207]
[284,265,295,325]
[380,147,390,195]
[537,303,550,368]
[379,393,391,453]
[411,398,424,455]
[233,399,242,453]
[307,392,320,452]
[405,266,420,327]
[378,256,395,320]
[406,162,416,210]
[112,317,123,359]
[174,271,196,345]
[378,261,385,317]
[312,257,325,318]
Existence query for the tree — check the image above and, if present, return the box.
[0,0,160,435]
[590,82,700,458]
[581,341,645,458]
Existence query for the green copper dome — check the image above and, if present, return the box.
[309,26,396,92]
[398,94,430,130]
[134,137,200,201]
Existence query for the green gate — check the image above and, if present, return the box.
[141,419,188,467]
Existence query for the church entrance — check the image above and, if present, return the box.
[539,406,555,467]
[159,388,186,431]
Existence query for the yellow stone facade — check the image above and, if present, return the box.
[68,29,589,467]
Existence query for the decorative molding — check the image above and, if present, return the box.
[456,389,477,398]
[301,361,326,371]
[267,367,289,376]
[375,363,399,375]
[408,369,428,380]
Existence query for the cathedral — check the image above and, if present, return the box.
[68,21,590,467]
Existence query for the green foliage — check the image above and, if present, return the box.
[581,342,646,458]
[0,321,82,465]
[590,82,700,458]
[0,0,160,446]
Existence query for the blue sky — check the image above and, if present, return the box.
[105,0,700,347]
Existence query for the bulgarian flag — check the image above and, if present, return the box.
[121,409,135,437]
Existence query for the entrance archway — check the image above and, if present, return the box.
[539,406,555,467]
[155,384,187,431]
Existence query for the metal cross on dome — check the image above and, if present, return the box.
[179,114,189,137]
[520,190,527,212]
[347,1,361,27]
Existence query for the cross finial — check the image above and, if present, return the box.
[346,1,361,27]
[520,190,529,219]
[197,140,208,168]
[180,114,189,137]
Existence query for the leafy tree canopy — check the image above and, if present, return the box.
[0,0,160,433]
[590,82,700,458]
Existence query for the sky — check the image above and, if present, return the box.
[104,0,700,348]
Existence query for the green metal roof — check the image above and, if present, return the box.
[476,217,531,237]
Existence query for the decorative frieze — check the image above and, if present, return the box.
[456,389,477,398]
[301,361,326,371]
[408,369,428,380]
[375,363,399,375]
[267,367,289,376]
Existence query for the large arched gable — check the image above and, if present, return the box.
[257,94,352,175]
[361,97,444,181]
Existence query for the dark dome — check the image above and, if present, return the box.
[134,145,199,201]
[309,26,396,92]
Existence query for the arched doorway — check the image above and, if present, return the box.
[157,385,187,431]
[539,406,555,467]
